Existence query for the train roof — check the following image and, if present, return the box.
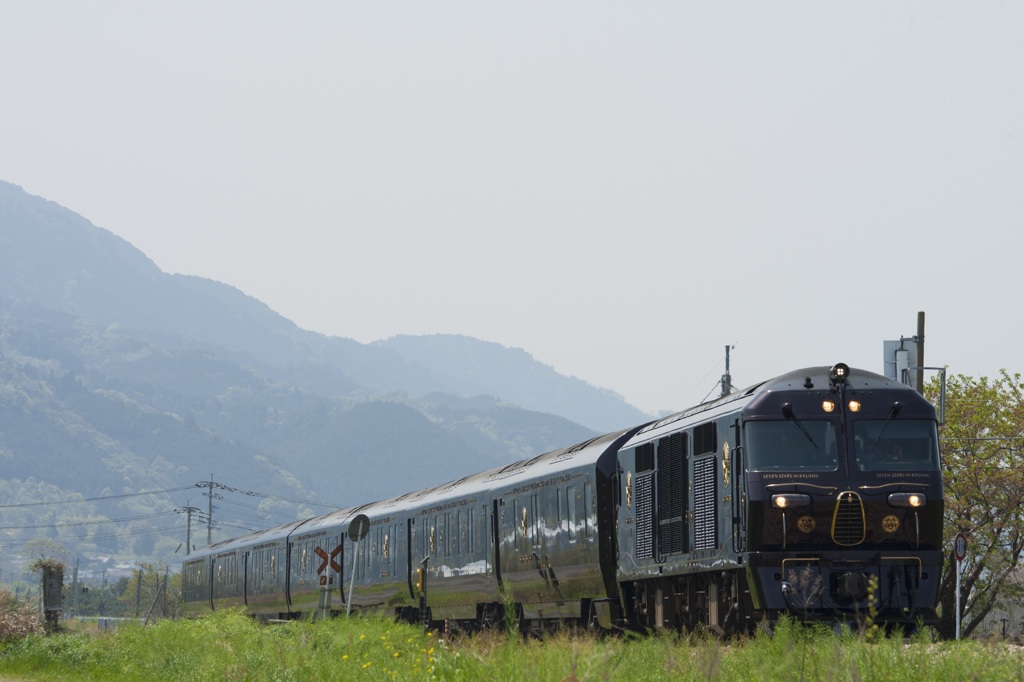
[631,377,766,443]
[282,507,359,538]
[757,365,903,391]
[191,518,310,558]
[629,364,918,446]
[185,427,640,562]
[357,427,636,520]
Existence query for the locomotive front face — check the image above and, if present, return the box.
[741,364,944,627]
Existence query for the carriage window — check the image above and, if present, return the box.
[453,511,461,556]
[531,494,540,545]
[567,486,577,542]
[853,419,940,471]
[557,490,563,537]
[745,420,839,471]
[584,483,593,538]
[444,513,451,557]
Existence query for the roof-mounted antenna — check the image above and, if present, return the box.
[721,344,737,398]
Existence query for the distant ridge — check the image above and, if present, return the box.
[0,179,651,571]
[0,181,649,431]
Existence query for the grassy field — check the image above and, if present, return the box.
[0,611,1022,681]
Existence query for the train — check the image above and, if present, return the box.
[182,363,944,634]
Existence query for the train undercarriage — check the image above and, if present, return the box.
[623,569,752,634]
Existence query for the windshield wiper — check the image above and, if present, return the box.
[781,403,818,449]
[871,402,903,448]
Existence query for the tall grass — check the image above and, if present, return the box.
[0,588,44,641]
[1,611,1023,681]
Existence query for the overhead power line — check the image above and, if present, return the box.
[192,480,343,509]
[0,511,178,530]
[0,525,184,549]
[0,486,197,509]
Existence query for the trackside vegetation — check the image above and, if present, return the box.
[1,611,1023,681]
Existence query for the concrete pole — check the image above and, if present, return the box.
[207,479,214,545]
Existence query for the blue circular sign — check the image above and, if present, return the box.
[954,532,967,562]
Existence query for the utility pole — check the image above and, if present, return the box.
[916,311,926,395]
[71,557,79,618]
[174,501,201,555]
[206,478,214,545]
[134,566,143,619]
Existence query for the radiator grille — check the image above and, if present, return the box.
[693,456,718,550]
[832,491,865,546]
[635,473,654,559]
[657,432,687,555]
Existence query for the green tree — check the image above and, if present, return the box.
[115,563,178,621]
[64,572,134,618]
[927,370,1024,638]
[20,538,70,566]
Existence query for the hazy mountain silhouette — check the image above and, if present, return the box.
[0,180,651,569]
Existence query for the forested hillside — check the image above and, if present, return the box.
[0,180,648,579]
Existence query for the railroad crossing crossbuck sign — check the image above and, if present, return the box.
[316,545,342,585]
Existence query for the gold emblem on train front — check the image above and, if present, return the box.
[882,515,900,533]
[722,442,731,486]
[797,516,816,533]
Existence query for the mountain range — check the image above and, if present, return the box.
[0,180,652,573]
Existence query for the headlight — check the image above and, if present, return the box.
[888,492,926,508]
[830,363,850,382]
[772,494,811,509]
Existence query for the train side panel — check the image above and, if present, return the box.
[615,399,750,632]
[345,512,414,615]
[181,555,212,617]
[287,514,344,618]
[409,497,496,623]
[489,429,637,627]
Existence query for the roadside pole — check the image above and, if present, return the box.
[346,514,370,618]
[954,532,968,640]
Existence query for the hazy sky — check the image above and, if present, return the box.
[2,3,1021,415]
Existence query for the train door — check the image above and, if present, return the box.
[284,541,293,612]
[408,515,431,604]
[491,500,503,586]
[584,480,595,556]
[731,419,747,553]
[406,518,415,598]
[243,551,250,607]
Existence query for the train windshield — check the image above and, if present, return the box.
[745,420,839,471]
[852,419,940,471]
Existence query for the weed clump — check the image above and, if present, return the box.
[0,588,44,642]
